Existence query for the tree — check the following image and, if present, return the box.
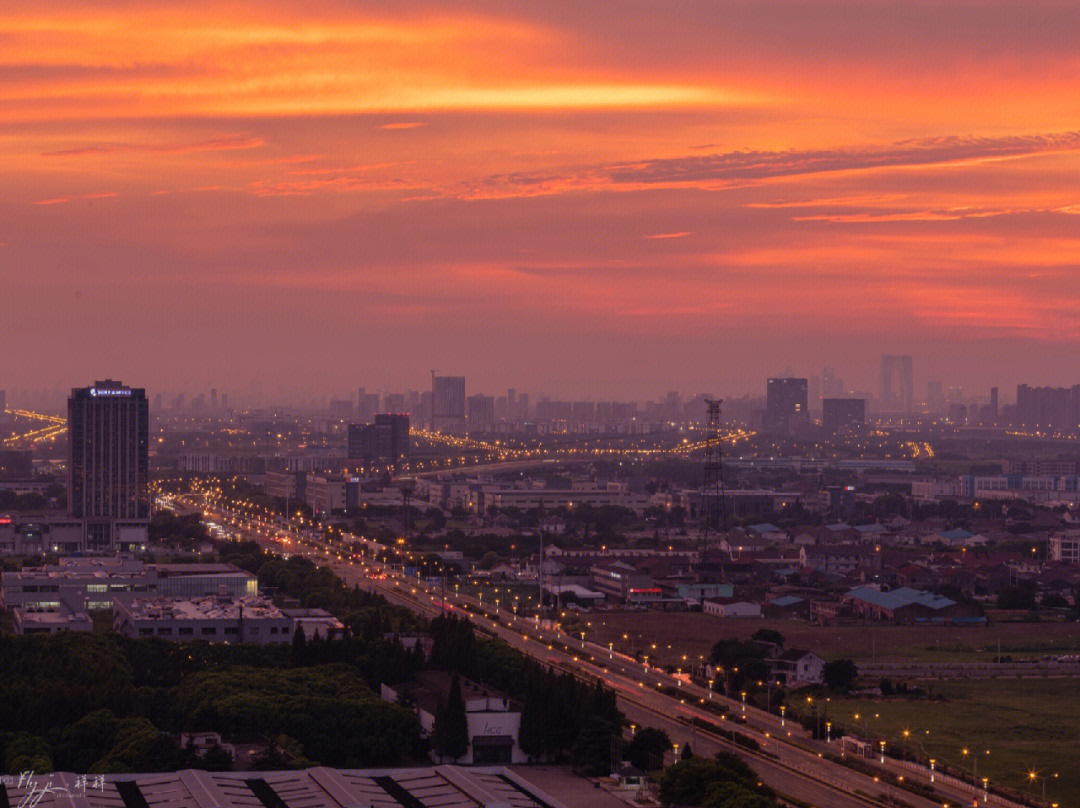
[571,717,615,776]
[659,755,777,808]
[54,709,120,772]
[478,551,499,571]
[432,675,468,762]
[1042,592,1069,609]
[196,744,233,772]
[4,733,52,775]
[822,659,858,692]
[750,629,784,646]
[997,583,1036,610]
[626,727,671,771]
[291,625,308,667]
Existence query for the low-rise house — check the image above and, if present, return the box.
[843,586,982,623]
[772,649,825,685]
[801,545,882,575]
[745,523,788,543]
[13,606,93,635]
[112,594,293,642]
[590,562,661,605]
[610,764,647,790]
[762,594,808,619]
[382,672,525,764]
[702,598,762,618]
[280,608,347,640]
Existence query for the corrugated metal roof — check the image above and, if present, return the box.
[1,768,562,808]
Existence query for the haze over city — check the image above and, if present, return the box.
[5,1,1080,399]
[7,3,1080,806]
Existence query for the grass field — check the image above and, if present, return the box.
[827,679,1078,803]
[571,611,1080,668]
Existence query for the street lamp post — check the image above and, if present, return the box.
[780,705,786,727]
[879,740,886,764]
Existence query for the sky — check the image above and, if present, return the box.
[3,0,1080,404]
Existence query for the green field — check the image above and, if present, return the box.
[578,611,1080,666]
[828,679,1077,803]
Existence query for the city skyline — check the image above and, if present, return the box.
[4,1,1080,398]
[5,363,1077,413]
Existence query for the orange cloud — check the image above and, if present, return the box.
[34,191,118,205]
[41,136,264,157]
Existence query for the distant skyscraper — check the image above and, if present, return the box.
[357,388,380,422]
[68,380,149,551]
[0,389,6,414]
[467,394,495,432]
[432,376,465,433]
[822,398,866,434]
[1015,384,1080,430]
[821,367,844,399]
[926,381,944,413]
[765,378,808,435]
[376,413,410,462]
[348,413,409,467]
[880,355,914,413]
[329,398,353,420]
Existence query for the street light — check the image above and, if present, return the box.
[780,705,786,726]
[879,740,886,764]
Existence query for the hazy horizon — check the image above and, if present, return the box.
[4,2,1079,402]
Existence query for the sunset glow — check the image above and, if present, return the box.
[4,0,1079,396]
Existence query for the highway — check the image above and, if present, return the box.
[183,494,1023,808]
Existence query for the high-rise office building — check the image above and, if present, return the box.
[765,378,809,435]
[357,388,380,422]
[68,380,150,551]
[347,413,409,467]
[926,381,944,413]
[822,398,866,434]
[432,376,465,433]
[329,398,353,420]
[821,367,844,399]
[880,355,914,413]
[467,394,495,432]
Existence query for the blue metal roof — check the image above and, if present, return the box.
[847,586,956,611]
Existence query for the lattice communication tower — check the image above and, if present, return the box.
[700,398,728,558]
